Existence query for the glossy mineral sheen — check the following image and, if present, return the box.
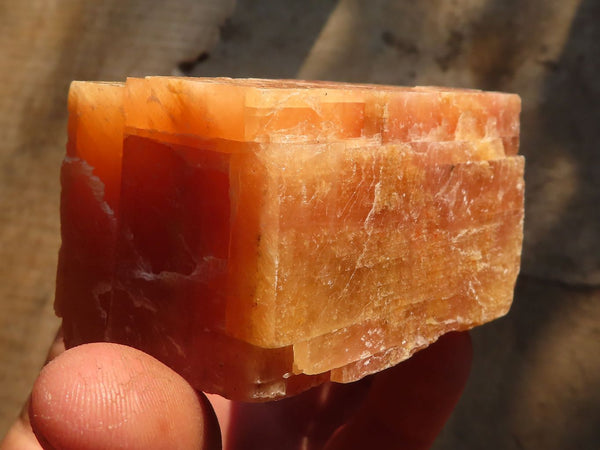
[56,77,524,401]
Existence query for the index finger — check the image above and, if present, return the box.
[325,331,472,449]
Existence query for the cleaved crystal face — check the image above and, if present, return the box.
[56,77,523,401]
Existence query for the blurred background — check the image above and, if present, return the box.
[1,0,598,448]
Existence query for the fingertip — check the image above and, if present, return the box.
[29,343,219,450]
[372,331,473,445]
[326,331,472,450]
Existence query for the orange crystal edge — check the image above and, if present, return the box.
[55,78,524,401]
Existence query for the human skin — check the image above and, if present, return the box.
[1,330,471,450]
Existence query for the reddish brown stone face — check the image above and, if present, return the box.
[56,78,523,401]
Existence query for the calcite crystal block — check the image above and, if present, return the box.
[56,77,524,401]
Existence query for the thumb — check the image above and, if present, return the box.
[29,342,220,450]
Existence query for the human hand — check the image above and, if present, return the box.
[1,330,471,449]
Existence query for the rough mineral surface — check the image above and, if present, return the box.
[56,77,524,401]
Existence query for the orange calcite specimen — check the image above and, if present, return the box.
[56,78,524,401]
